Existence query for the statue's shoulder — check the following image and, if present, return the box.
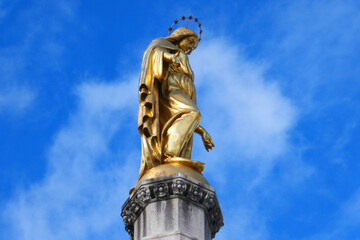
[148,37,179,51]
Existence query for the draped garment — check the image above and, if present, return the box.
[138,37,200,179]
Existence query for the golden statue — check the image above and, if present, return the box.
[136,17,214,187]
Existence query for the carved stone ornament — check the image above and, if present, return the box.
[121,173,224,239]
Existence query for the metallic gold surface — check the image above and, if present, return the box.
[163,157,205,173]
[136,27,214,187]
[138,163,210,186]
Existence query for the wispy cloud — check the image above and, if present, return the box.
[192,38,297,183]
[191,38,302,240]
[260,0,360,108]
[0,87,35,114]
[0,0,77,115]
[307,188,360,240]
[2,1,359,239]
[2,38,301,240]
[2,78,139,240]
[0,0,12,20]
[341,189,360,228]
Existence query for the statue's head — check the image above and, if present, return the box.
[165,27,199,54]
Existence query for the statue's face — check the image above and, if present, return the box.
[178,36,198,54]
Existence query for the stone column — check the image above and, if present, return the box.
[121,173,224,240]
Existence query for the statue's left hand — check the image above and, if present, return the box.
[201,129,215,152]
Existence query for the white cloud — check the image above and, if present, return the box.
[0,0,77,116]
[2,39,300,240]
[2,78,139,240]
[216,206,268,240]
[259,0,360,110]
[191,38,297,180]
[189,38,300,239]
[0,87,35,114]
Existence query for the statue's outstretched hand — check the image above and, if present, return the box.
[201,129,215,152]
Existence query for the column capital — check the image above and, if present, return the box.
[121,173,224,239]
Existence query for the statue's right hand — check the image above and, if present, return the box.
[201,130,215,152]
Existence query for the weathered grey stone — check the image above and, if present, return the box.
[135,198,211,240]
[121,173,223,240]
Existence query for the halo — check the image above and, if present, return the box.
[168,15,203,42]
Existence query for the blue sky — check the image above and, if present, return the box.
[1,0,360,239]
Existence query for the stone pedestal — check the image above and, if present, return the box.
[121,173,224,240]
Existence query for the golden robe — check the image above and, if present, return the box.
[138,38,201,179]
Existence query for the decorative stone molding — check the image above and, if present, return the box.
[121,173,224,239]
